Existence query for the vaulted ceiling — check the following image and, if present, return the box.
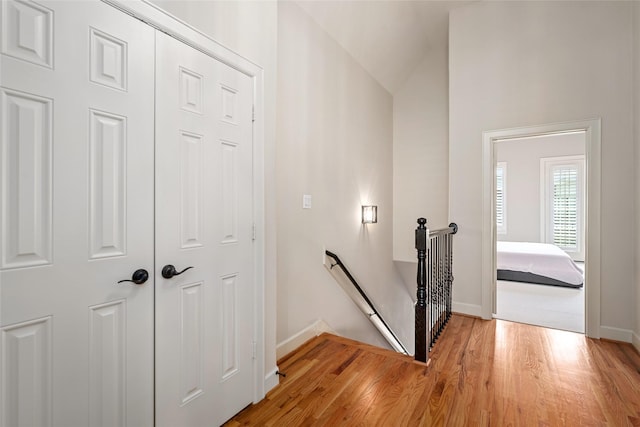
[295,0,474,94]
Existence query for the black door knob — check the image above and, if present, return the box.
[118,269,149,285]
[161,264,194,279]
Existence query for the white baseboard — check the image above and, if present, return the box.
[263,367,280,395]
[452,301,482,318]
[632,331,640,353]
[600,325,633,343]
[276,319,336,360]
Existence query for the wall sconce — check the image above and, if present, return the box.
[362,205,378,224]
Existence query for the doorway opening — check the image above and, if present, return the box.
[481,119,601,338]
[493,132,586,333]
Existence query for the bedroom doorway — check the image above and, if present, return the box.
[493,132,586,333]
[480,119,602,338]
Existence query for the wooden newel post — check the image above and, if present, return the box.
[415,217,427,362]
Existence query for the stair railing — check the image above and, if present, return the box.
[414,218,458,363]
[325,250,409,355]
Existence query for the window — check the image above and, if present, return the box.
[541,156,585,260]
[496,162,507,234]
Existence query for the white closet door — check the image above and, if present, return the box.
[155,31,255,426]
[0,1,155,426]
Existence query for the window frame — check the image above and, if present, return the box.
[540,155,585,261]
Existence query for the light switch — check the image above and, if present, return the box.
[303,194,312,209]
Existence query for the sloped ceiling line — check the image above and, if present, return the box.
[295,0,473,94]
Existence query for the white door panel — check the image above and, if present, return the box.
[155,31,255,426]
[0,2,154,426]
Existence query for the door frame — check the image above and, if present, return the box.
[103,0,267,402]
[481,119,601,338]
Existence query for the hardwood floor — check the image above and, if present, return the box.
[226,315,640,426]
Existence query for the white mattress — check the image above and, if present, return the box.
[496,241,584,286]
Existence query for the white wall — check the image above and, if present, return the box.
[450,1,635,331]
[393,46,449,262]
[149,0,280,387]
[277,2,414,352]
[496,132,585,243]
[634,1,640,351]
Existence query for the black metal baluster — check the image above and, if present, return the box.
[438,235,443,343]
[448,223,457,323]
[440,234,447,333]
[444,234,449,324]
[430,236,435,348]
[415,218,427,363]
[429,239,438,349]
[431,236,436,348]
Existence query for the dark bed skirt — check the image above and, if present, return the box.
[497,269,583,288]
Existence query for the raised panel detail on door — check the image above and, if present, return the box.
[180,131,203,249]
[220,85,236,125]
[90,28,127,91]
[180,282,204,404]
[1,2,155,425]
[180,67,202,114]
[1,88,52,269]
[89,110,126,259]
[89,300,125,427]
[1,0,53,68]
[221,141,238,244]
[221,274,238,380]
[156,30,255,427]
[1,316,52,427]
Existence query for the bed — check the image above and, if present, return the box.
[497,241,584,288]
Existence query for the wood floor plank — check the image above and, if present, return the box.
[226,315,640,426]
[310,351,392,425]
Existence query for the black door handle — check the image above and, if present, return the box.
[118,269,149,285]
[162,265,194,279]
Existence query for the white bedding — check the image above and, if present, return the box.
[497,241,584,286]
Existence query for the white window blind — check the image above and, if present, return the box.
[541,155,585,261]
[496,162,506,234]
[551,166,578,248]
